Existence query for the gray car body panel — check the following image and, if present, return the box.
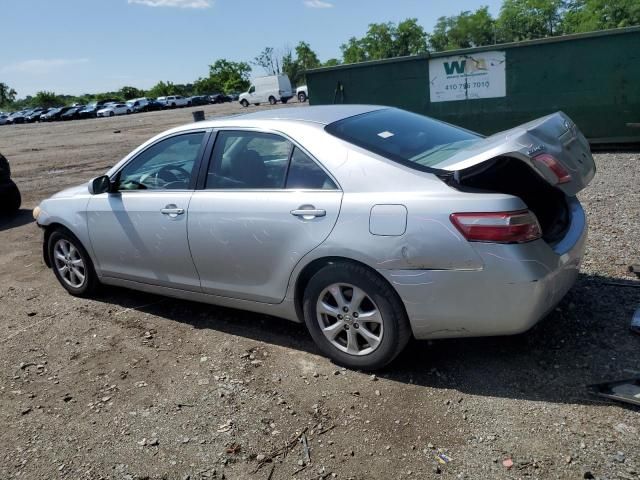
[37,105,594,339]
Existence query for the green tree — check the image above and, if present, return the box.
[496,0,564,42]
[324,58,341,67]
[0,82,17,108]
[430,7,496,51]
[32,91,61,108]
[340,18,428,63]
[282,41,322,86]
[119,86,145,100]
[394,18,429,56]
[340,37,368,64]
[208,59,251,93]
[147,81,180,98]
[562,0,640,33]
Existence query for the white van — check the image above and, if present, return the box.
[239,75,293,107]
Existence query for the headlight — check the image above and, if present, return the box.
[32,206,41,220]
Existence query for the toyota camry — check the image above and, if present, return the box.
[34,106,595,369]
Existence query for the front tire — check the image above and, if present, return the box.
[48,229,98,297]
[240,99,249,107]
[298,92,307,102]
[302,263,411,370]
[109,111,115,117]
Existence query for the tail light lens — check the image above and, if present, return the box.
[450,210,542,243]
[533,153,571,184]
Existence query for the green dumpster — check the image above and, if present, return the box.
[306,26,640,145]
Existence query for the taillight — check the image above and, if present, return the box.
[533,153,571,184]
[450,210,542,243]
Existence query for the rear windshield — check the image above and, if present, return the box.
[325,108,481,170]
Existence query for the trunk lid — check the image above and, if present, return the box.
[433,111,596,196]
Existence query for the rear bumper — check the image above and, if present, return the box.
[380,197,587,340]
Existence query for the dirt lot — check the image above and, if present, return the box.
[0,103,639,480]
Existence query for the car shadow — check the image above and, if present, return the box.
[0,209,34,232]
[92,272,640,407]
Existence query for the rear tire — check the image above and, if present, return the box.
[302,262,411,370]
[48,229,98,297]
[268,96,277,105]
[0,180,21,215]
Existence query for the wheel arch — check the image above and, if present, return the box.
[293,256,409,327]
[42,222,91,269]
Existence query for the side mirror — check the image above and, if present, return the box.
[88,175,111,195]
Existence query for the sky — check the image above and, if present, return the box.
[2,0,503,98]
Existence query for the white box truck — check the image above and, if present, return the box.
[239,75,293,107]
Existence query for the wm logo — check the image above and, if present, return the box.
[444,60,466,75]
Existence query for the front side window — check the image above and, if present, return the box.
[248,86,255,94]
[117,132,205,190]
[206,131,292,189]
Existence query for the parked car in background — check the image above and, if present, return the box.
[188,95,209,106]
[228,92,240,101]
[296,85,309,103]
[157,95,190,108]
[78,104,101,119]
[208,93,231,104]
[8,110,28,124]
[0,114,12,125]
[40,107,75,122]
[0,152,21,215]
[25,108,50,123]
[133,100,164,113]
[97,103,131,117]
[61,106,84,121]
[32,105,596,369]
[126,98,150,112]
[239,75,293,107]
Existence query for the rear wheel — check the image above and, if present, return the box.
[268,96,277,105]
[48,229,98,297]
[303,263,411,370]
[240,99,249,107]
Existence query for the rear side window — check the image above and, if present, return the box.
[325,108,480,170]
[286,147,336,190]
[206,131,292,189]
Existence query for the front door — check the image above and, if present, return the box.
[188,130,342,303]
[87,131,207,290]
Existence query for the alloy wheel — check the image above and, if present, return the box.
[316,283,384,356]
[53,239,86,289]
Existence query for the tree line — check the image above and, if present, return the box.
[1,0,638,110]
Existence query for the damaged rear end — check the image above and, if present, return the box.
[437,111,595,247]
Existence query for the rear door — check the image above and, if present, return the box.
[188,129,342,303]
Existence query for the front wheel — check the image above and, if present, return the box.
[240,99,249,107]
[109,111,115,117]
[302,263,411,370]
[298,92,307,102]
[48,229,98,297]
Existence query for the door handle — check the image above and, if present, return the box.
[291,207,326,219]
[161,204,185,217]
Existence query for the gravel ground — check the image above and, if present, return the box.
[0,104,638,480]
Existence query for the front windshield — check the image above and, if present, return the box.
[325,108,481,170]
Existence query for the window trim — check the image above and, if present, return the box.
[198,127,342,192]
[110,129,211,193]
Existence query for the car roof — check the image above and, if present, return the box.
[222,105,386,126]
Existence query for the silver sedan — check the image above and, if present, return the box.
[34,105,595,369]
